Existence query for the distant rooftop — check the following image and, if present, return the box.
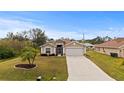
[84,43,94,47]
[95,38,124,48]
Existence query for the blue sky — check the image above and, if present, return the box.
[0,11,124,39]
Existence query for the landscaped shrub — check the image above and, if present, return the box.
[21,47,38,65]
[41,54,47,56]
[50,54,56,56]
[41,53,56,56]
[121,60,124,65]
[0,46,15,59]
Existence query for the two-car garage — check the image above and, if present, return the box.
[66,48,84,56]
[65,41,85,56]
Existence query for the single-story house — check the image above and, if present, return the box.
[40,39,86,56]
[84,43,94,49]
[95,38,124,57]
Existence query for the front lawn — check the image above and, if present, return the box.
[86,51,124,81]
[0,55,68,81]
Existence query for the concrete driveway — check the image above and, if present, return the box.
[66,56,115,81]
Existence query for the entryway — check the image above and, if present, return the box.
[56,45,63,56]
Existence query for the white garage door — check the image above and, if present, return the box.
[66,48,83,56]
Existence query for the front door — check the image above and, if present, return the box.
[56,45,63,56]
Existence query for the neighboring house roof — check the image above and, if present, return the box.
[84,43,94,47]
[95,38,124,48]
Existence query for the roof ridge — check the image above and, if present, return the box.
[95,38,124,48]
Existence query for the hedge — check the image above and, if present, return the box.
[0,46,15,59]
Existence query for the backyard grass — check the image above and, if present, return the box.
[86,51,124,81]
[0,55,68,81]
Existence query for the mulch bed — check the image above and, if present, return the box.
[15,64,36,69]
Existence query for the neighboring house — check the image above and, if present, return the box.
[84,43,94,49]
[95,38,124,57]
[40,39,86,56]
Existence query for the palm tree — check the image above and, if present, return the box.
[21,47,38,65]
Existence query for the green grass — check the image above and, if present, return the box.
[85,51,124,81]
[0,55,68,81]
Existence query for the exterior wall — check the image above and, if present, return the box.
[119,49,124,58]
[53,47,56,55]
[119,46,124,58]
[63,47,65,55]
[41,45,55,54]
[104,48,120,56]
[122,49,124,57]
[95,47,123,57]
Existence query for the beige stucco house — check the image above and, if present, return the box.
[40,39,86,56]
[95,38,124,58]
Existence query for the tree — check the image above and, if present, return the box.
[29,28,48,47]
[84,36,112,44]
[21,47,38,65]
[6,28,48,48]
[48,38,54,41]
[92,36,104,44]
[6,31,29,41]
[103,36,112,41]
[6,32,14,39]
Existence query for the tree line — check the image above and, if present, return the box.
[84,36,112,44]
[0,28,47,60]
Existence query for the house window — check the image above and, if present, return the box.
[103,48,105,52]
[46,48,50,53]
[110,53,118,57]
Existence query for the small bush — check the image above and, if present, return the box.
[121,61,124,65]
[41,54,47,56]
[41,53,56,56]
[50,54,56,56]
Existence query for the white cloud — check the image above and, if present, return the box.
[85,28,124,39]
[0,17,84,39]
[45,29,84,39]
[75,27,124,39]
[0,18,42,38]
